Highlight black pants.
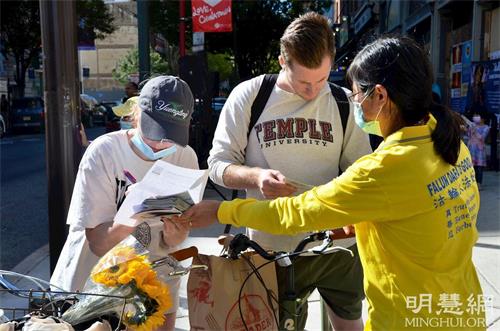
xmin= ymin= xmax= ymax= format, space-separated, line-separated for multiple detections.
xmin=474 ymin=166 xmax=484 ymax=184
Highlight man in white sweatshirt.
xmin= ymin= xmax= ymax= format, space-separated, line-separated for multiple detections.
xmin=208 ymin=12 xmax=372 ymax=331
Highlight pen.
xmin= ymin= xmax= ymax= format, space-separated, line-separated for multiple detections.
xmin=124 ymin=170 xmax=137 ymax=184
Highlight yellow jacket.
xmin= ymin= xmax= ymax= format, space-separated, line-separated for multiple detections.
xmin=218 ymin=115 xmax=485 ymax=330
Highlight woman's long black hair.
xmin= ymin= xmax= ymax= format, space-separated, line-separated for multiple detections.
xmin=347 ymin=36 xmax=462 ymax=165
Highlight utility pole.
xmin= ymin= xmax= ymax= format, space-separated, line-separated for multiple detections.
xmin=137 ymin=0 xmax=150 ymax=82
xmin=180 ymin=0 xmax=186 ymax=57
xmin=39 ymin=0 xmax=81 ymax=272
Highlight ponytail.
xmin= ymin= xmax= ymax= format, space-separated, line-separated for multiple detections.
xmin=347 ymin=36 xmax=463 ymax=166
xmin=430 ymin=103 xmax=462 ymax=165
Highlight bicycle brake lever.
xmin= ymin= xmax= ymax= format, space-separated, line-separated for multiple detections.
xmin=167 ymin=264 xmax=208 ymax=277
xmin=311 ymin=246 xmax=354 ymax=256
xmin=151 ymin=255 xmax=179 ymax=269
xmin=303 ymin=230 xmax=333 ymax=254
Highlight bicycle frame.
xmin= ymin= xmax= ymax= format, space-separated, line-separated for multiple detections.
xmin=225 ymin=230 xmax=355 ymax=331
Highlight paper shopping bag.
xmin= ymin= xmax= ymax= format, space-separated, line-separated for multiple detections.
xmin=187 ymin=253 xmax=279 ymax=331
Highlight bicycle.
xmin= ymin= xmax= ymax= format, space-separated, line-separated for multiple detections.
xmin=0 ymin=246 xmax=205 ymax=330
xmin=220 ymin=229 xmax=356 ymax=331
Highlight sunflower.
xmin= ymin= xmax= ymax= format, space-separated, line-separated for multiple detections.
xmin=91 ymin=246 xmax=172 ymax=331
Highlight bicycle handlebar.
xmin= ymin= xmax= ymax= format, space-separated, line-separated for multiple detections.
xmin=227 ymin=229 xmax=356 ymax=260
xmin=228 ymin=234 xmax=276 ymax=260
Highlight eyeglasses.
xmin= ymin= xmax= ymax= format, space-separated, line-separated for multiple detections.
xmin=347 ymin=90 xmax=364 ymax=103
xmin=140 ymin=133 xmax=176 ymax=146
xmin=347 ymin=87 xmax=374 ymax=103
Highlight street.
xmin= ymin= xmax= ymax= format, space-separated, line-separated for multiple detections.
xmin=0 ymin=127 xmax=105 ymax=270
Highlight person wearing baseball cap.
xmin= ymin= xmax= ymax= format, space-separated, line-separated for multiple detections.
xmin=52 ymin=75 xmax=198 ymax=331
xmin=138 ymin=75 xmax=194 ymax=146
xmin=112 ymin=96 xmax=139 ymax=130
xmin=127 ymin=75 xmax=195 ymax=161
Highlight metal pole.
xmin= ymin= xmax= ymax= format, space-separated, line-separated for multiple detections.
xmin=471 ymin=0 xmax=482 ymax=61
xmin=321 ymin=298 xmax=333 ymax=331
xmin=232 ymin=2 xmax=239 ymax=81
xmin=180 ymin=0 xmax=186 ymax=57
xmin=78 ymin=50 xmax=84 ymax=93
xmin=39 ymin=0 xmax=81 ymax=273
xmin=137 ymin=0 xmax=150 ymax=82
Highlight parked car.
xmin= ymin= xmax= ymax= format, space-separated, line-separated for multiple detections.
xmin=211 ymin=97 xmax=227 ymax=113
xmin=11 ymin=97 xmax=45 ymax=132
xmin=0 ymin=113 xmax=6 ymax=138
xmin=80 ymin=94 xmax=104 ymax=127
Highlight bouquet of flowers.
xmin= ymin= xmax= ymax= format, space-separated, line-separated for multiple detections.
xmin=62 ymin=236 xmax=172 ymax=331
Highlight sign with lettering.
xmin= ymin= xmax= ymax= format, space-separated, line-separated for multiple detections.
xmin=191 ymin=0 xmax=232 ymax=33
xmin=450 ymin=41 xmax=472 ymax=113
xmin=466 ymin=59 xmax=500 ymax=114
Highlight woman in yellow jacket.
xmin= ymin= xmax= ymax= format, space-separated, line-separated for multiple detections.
xmin=184 ymin=37 xmax=485 ymax=331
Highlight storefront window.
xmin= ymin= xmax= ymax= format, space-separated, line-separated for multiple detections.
xmin=408 ymin=0 xmax=426 ymax=15
xmin=387 ymin=0 xmax=401 ymax=32
xmin=483 ymin=6 xmax=500 ymax=60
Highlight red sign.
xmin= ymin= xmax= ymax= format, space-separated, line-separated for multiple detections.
xmin=191 ymin=0 xmax=232 ymax=33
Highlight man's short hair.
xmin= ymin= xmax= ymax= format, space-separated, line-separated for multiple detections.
xmin=126 ymin=82 xmax=139 ymax=90
xmin=280 ymin=12 xmax=335 ymax=69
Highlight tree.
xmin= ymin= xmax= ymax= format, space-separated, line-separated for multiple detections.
xmin=112 ymin=48 xmax=171 ymax=84
xmin=150 ymin=1 xmax=190 ymax=51
xmin=207 ymin=52 xmax=234 ymax=82
xmin=77 ymin=0 xmax=116 ymax=40
xmin=0 ymin=0 xmax=116 ymax=97
xmin=0 ymin=1 xmax=40 ymax=98
xmin=149 ymin=0 xmax=331 ymax=83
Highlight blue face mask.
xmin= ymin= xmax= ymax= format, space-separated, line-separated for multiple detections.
xmin=352 ymin=90 xmax=383 ymax=137
xmin=131 ymin=133 xmax=177 ymax=160
xmin=120 ymin=119 xmax=133 ymax=130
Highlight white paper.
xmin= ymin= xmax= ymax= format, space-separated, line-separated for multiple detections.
xmin=114 ymin=160 xmax=209 ymax=226
xmin=284 ymin=177 xmax=314 ymax=194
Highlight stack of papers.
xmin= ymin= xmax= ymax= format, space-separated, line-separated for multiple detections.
xmin=114 ymin=160 xmax=209 ymax=226
xmin=132 ymin=191 xmax=193 ymax=220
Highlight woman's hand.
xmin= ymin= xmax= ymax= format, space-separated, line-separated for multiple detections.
xmin=125 ymin=183 xmax=138 ymax=196
xmin=182 ymin=200 xmax=222 ymax=228
xmin=161 ymin=217 xmax=190 ymax=248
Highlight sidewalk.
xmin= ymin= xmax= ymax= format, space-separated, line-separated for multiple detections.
xmin=1 ymin=172 xmax=499 ymax=330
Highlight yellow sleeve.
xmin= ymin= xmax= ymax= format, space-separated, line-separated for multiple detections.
xmin=218 ymin=159 xmax=393 ymax=235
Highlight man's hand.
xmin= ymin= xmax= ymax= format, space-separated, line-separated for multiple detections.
xmin=343 ymin=225 xmax=356 ymax=235
xmin=257 ymin=169 xmax=297 ymax=199
xmin=222 ymin=165 xmax=296 ymax=198
xmin=161 ymin=217 xmax=190 ymax=248
xmin=181 ymin=200 xmax=222 ymax=229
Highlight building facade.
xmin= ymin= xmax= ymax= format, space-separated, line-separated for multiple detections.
xmin=332 ymin=0 xmax=499 ymax=170
xmin=79 ymin=2 xmax=138 ymax=102
xmin=332 ymin=0 xmax=499 ymax=114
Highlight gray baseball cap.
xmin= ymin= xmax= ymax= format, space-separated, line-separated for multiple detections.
xmin=138 ymin=75 xmax=194 ymax=146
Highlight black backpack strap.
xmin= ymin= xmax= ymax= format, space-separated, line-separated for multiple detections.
xmin=247 ymin=74 xmax=278 ymax=137
xmin=227 ymin=74 xmax=278 ymax=233
xmin=328 ymin=82 xmax=350 ymax=174
xmin=328 ymin=82 xmax=349 ymax=136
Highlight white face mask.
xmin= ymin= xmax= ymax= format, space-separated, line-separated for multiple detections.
xmin=352 ymin=89 xmax=384 ymax=136
xmin=472 ymin=116 xmax=481 ymax=124
xmin=131 ymin=133 xmax=177 ymax=160
xmin=120 ymin=119 xmax=133 ymax=130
